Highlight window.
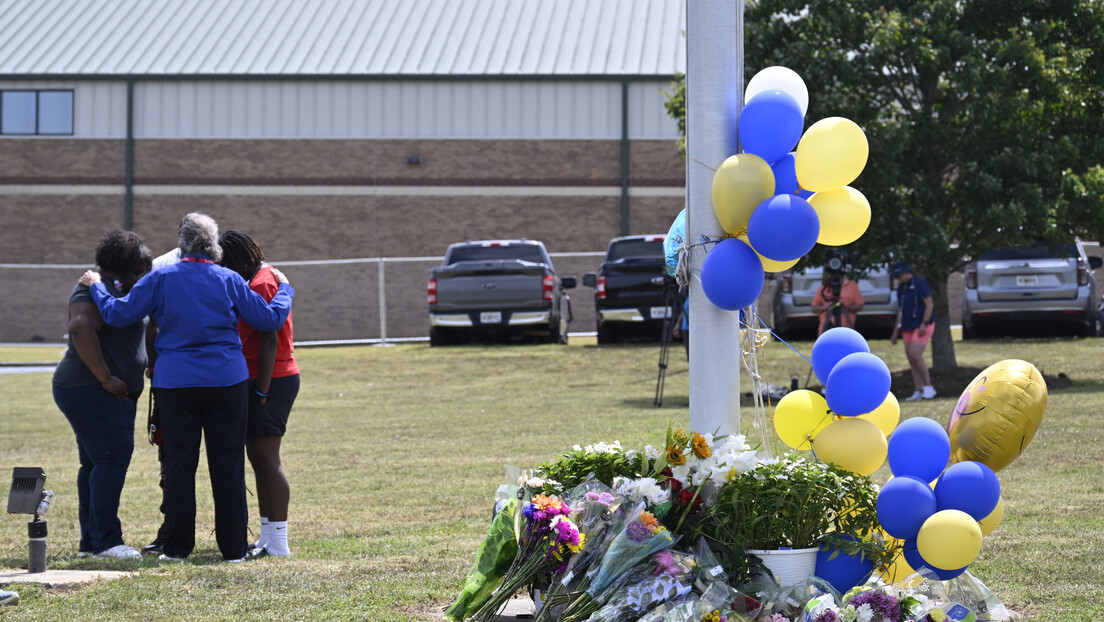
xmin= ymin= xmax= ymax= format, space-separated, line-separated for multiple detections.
xmin=1 ymin=90 xmax=74 ymax=135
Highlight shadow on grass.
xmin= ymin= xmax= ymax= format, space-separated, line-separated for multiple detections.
xmin=1056 ymin=378 xmax=1104 ymax=394
xmin=622 ymin=396 xmax=689 ymax=408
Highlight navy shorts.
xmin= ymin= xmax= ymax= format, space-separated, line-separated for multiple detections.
xmin=247 ymin=374 xmax=300 ymax=440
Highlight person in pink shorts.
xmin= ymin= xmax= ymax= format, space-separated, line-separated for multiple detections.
xmin=889 ymin=260 xmax=936 ymax=401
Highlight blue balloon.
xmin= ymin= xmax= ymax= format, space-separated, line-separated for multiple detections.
xmin=739 ymin=89 xmax=804 ymax=164
xmin=746 ymin=194 xmax=820 ymax=262
xmin=935 ymin=461 xmax=1001 ymax=521
xmin=887 ymin=417 xmax=951 ymax=482
xmin=824 ymin=352 xmax=891 ymax=416
xmin=770 ymin=153 xmax=814 ymax=199
xmin=701 ymin=238 xmax=765 ymax=311
xmin=811 ymin=327 xmax=870 ymax=386
xmin=877 ymin=476 xmax=938 ymax=539
xmin=902 ymin=539 xmax=968 ymax=581
xmin=815 ymin=537 xmax=874 ymax=595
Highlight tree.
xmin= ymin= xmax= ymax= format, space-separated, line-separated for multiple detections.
xmin=666 ymin=0 xmax=1104 ymax=368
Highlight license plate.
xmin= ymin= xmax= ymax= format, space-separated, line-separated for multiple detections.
xmin=480 ymin=311 xmax=502 ymax=324
xmin=650 ymin=306 xmax=671 ymax=319
xmin=1016 ymin=275 xmax=1038 ymax=287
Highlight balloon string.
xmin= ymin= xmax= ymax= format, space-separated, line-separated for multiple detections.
xmin=689 ymin=156 xmax=718 ymax=173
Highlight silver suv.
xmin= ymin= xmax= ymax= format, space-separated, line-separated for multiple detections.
xmin=962 ymin=240 xmax=1102 ymax=338
xmin=771 ymin=265 xmax=898 ymax=339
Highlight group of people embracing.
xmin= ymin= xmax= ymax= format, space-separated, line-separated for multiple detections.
xmin=51 ymin=212 xmax=300 ymax=563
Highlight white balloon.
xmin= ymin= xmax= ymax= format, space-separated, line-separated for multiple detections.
xmin=746 ymin=66 xmax=809 ymax=117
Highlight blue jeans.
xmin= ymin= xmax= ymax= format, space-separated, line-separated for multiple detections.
xmin=53 ymin=383 xmax=138 ymax=554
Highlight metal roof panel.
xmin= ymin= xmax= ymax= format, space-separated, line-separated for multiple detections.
xmin=0 ymin=0 xmax=685 ymax=76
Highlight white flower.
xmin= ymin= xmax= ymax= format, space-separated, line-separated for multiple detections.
xmin=753 ymin=473 xmax=767 ymax=482
xmin=671 ymin=464 xmax=691 ymax=486
xmin=855 ymin=603 xmax=874 ymax=622
xmin=840 ymin=605 xmax=858 ymax=622
xmin=573 ymin=444 xmax=583 ymax=452
xmin=524 ymin=476 xmax=546 ymax=488
xmin=624 ymin=449 xmax=638 ymax=461
xmin=636 ymin=478 xmax=670 ymax=506
xmin=775 ymin=474 xmax=789 ymax=481
xmin=645 ymin=445 xmax=660 ymax=460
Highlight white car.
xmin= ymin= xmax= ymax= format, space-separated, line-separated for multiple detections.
xmin=962 ymin=240 xmax=1102 ymax=338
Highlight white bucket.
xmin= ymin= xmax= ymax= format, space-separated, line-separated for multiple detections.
xmin=746 ymin=547 xmax=820 ymax=587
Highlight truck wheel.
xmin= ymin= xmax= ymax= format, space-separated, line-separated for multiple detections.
xmin=429 ymin=327 xmax=453 ymax=347
xmin=597 ymin=323 xmax=619 ymax=344
xmin=548 ymin=317 xmax=568 ymax=344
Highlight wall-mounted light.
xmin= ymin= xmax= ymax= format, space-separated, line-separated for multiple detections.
xmin=407 ymin=155 xmax=421 ymax=165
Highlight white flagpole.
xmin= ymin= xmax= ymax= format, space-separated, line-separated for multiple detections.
xmin=686 ymin=0 xmax=744 ymax=436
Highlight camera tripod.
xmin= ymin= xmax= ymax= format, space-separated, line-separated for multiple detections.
xmin=654 ymin=277 xmax=683 ymax=407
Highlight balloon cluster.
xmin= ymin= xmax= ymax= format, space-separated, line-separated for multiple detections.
xmin=773 ymin=327 xmax=896 ymax=477
xmin=876 ymin=417 xmax=1003 ymax=581
xmin=702 ymin=66 xmax=872 ymax=311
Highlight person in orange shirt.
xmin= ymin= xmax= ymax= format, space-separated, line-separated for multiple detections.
xmin=219 ymin=230 xmax=300 ymax=557
xmin=811 ymin=273 xmax=865 ymax=336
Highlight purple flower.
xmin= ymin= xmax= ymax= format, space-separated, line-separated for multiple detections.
xmin=812 ymin=610 xmax=841 ymax=622
xmin=849 ymin=590 xmax=901 ymax=622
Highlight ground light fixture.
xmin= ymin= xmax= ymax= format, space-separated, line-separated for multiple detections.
xmin=7 ymin=467 xmax=51 ymax=573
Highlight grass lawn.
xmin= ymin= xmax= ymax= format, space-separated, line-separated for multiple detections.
xmin=0 ymin=336 xmax=1101 ymax=620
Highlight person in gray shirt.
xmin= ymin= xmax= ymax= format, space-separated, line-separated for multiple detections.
xmin=52 ymin=228 xmax=152 ymax=559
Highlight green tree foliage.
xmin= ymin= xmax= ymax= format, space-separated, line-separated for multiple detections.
xmin=667 ymin=1 xmax=1104 ymax=367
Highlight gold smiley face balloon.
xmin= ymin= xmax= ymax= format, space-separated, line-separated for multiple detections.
xmin=947 ymin=359 xmax=1047 ymax=472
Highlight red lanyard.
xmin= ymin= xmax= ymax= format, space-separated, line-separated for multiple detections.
xmin=180 ymin=256 xmax=215 ymax=265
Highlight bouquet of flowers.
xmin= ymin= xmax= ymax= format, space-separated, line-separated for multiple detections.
xmin=661 ymin=430 xmax=759 ymax=533
xmin=467 ymin=494 xmax=585 ymax=622
xmin=558 ymin=501 xmax=677 ymax=621
xmin=534 ymin=441 xmax=641 ymax=492
xmin=583 ymin=549 xmax=696 ymax=621
xmin=534 ymin=483 xmax=625 ymax=622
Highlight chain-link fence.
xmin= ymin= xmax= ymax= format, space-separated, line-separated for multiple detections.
xmin=0 ymin=253 xmax=608 ymax=345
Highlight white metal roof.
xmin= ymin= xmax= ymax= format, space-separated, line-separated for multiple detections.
xmin=0 ymin=0 xmax=686 ymax=77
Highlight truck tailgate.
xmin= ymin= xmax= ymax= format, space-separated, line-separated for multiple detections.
xmin=433 ymin=260 xmax=549 ymax=311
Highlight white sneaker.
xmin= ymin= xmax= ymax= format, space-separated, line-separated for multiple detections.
xmin=158 ymin=554 xmax=186 ymax=563
xmin=0 ymin=589 xmax=18 ymax=606
xmin=94 ymin=544 xmax=141 ymax=559
xmin=227 ymin=546 xmax=267 ymax=563
xmin=77 ymin=551 xmax=93 ymax=558
xmin=904 ymin=391 xmax=924 ymax=402
xmin=922 ymin=386 xmax=937 ymax=399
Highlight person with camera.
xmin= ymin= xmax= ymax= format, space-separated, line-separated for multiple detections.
xmin=811 ymin=271 xmax=864 ymax=336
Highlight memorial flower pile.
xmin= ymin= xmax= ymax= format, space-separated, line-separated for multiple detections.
xmin=446 ymin=425 xmax=1013 ymax=622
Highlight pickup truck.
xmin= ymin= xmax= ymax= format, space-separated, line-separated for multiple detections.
xmin=427 ymin=240 xmax=576 ymax=346
xmin=582 ymin=235 xmax=675 ymax=343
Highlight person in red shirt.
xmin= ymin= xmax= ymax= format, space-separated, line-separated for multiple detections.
xmin=219 ymin=230 xmax=300 ymax=557
xmin=811 ymin=273 xmax=865 ymax=336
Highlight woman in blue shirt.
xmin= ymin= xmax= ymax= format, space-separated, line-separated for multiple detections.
xmin=889 ymin=260 xmax=936 ymax=401
xmin=79 ymin=213 xmax=295 ymax=562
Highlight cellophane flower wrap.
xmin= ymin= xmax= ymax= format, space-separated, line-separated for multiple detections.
xmin=467 ymin=494 xmax=584 ymax=622
xmin=534 ymin=482 xmax=624 ymax=622
xmin=443 ymin=498 xmax=519 ymax=621
xmin=582 ymin=549 xmax=696 ymax=621
xmin=558 ymin=501 xmax=677 ymax=621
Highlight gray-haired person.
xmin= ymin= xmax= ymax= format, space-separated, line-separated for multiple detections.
xmin=79 ymin=213 xmax=295 ymax=562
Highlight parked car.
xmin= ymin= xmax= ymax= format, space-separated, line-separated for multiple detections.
xmin=962 ymin=240 xmax=1102 ymax=338
xmin=427 ymin=240 xmax=575 ymax=345
xmin=582 ymin=235 xmax=676 ymax=343
xmin=771 ymin=264 xmax=898 ymax=340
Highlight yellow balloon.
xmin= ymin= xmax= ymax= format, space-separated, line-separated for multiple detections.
xmin=711 ymin=153 xmax=775 ymax=235
xmin=917 ymin=509 xmax=982 ymax=570
xmin=947 ymin=359 xmax=1047 ymax=472
xmin=978 ymin=496 xmax=1005 ymax=536
xmin=737 ymin=233 xmax=800 ymax=273
xmin=794 ymin=117 xmax=869 ymax=192
xmin=852 ymin=392 xmax=900 ymax=437
xmin=809 ymin=417 xmax=887 ymax=476
xmin=877 ymin=537 xmax=924 ymax=588
xmin=808 ymin=187 xmax=871 ymax=246
xmin=773 ymin=389 xmax=833 ymax=450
